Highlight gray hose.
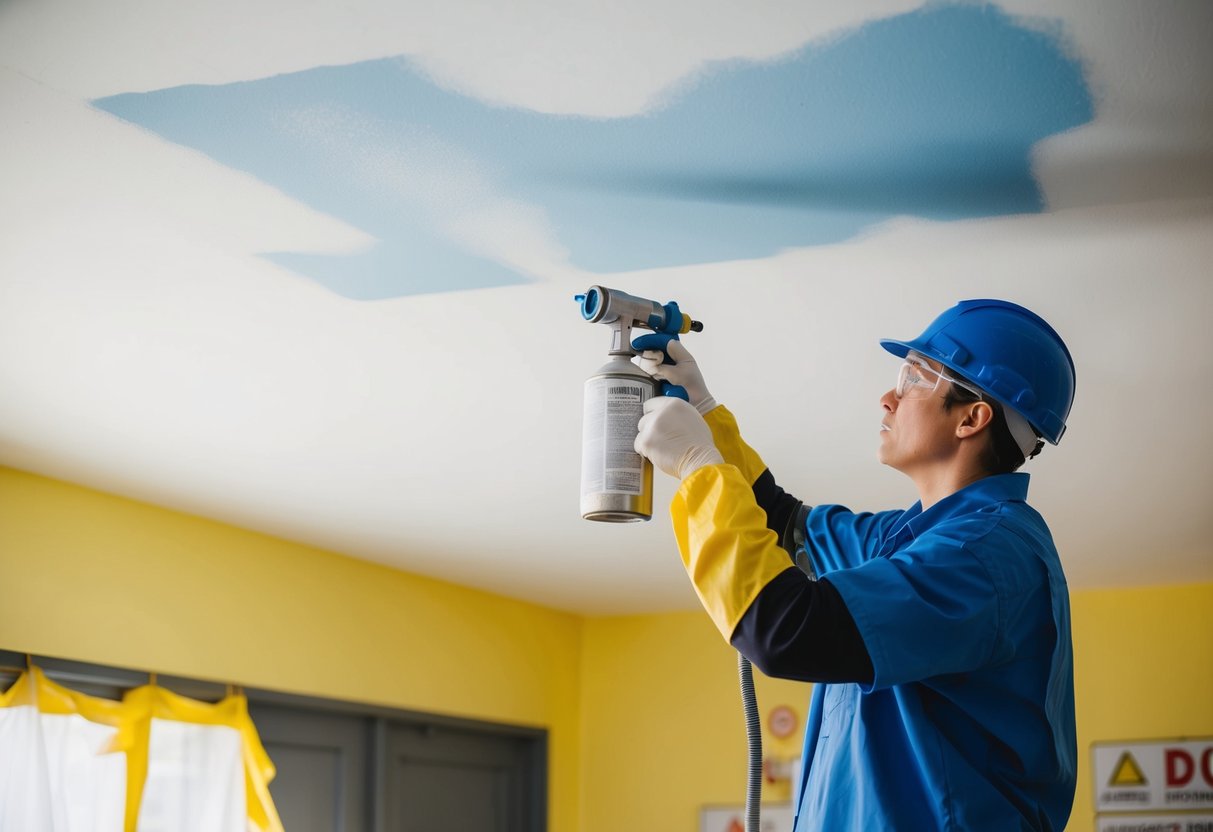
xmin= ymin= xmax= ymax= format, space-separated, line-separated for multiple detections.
xmin=739 ymin=653 xmax=762 ymax=832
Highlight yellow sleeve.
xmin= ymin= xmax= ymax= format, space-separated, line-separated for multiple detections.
xmin=670 ymin=462 xmax=793 ymax=642
xmin=702 ymin=405 xmax=769 ymax=485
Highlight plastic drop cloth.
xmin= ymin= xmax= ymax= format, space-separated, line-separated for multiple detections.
xmin=0 ymin=668 xmax=283 ymax=832
xmin=0 ymin=668 xmax=126 ymax=832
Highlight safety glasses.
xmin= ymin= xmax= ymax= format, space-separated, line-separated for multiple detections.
xmin=895 ymin=354 xmax=984 ymax=400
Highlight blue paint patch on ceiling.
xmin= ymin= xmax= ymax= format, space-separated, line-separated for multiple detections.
xmin=93 ymin=2 xmax=1092 ymax=300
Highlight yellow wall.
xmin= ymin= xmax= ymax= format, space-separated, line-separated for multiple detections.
xmin=0 ymin=466 xmax=583 ymax=832
xmin=3 ymin=465 xmax=1211 ymax=832
xmin=579 ymin=583 xmax=1213 ymax=832
xmin=1069 ymin=584 xmax=1213 ymax=830
xmin=578 ymin=610 xmax=808 ymax=830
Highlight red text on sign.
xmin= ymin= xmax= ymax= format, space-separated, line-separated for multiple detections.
xmin=1165 ymin=748 xmax=1213 ymax=788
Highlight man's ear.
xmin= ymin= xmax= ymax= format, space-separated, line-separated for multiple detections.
xmin=956 ymin=401 xmax=995 ymax=439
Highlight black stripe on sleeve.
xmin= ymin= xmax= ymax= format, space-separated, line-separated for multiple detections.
xmin=729 ymin=567 xmax=874 ymax=685
xmin=752 ymin=468 xmax=802 ymax=539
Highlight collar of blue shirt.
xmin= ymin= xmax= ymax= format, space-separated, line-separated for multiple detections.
xmin=887 ymin=472 xmax=1031 ymax=549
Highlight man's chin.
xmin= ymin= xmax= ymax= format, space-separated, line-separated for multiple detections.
xmin=877 ymin=447 xmax=903 ymax=473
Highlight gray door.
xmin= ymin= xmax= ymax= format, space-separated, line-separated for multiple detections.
xmin=250 ymin=704 xmax=371 ymax=832
xmin=384 ymin=723 xmax=534 ymax=832
xmin=251 ymin=702 xmax=543 ymax=832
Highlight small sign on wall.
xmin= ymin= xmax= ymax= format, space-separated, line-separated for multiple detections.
xmin=767 ymin=705 xmax=797 ymax=740
xmin=701 ymin=803 xmax=793 ymax=832
xmin=1092 ymin=739 xmax=1213 ymax=814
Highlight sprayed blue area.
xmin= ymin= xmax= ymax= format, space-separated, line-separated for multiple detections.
xmin=93 ymin=3 xmax=1092 ymax=300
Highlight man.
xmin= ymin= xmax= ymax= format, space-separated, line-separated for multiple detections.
xmin=632 ymin=299 xmax=1077 ymax=831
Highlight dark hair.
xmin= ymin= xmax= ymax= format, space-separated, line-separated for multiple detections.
xmin=942 ymin=379 xmax=1043 ymax=474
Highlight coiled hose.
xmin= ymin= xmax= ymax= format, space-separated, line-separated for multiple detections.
xmin=739 ymin=653 xmax=762 ymax=832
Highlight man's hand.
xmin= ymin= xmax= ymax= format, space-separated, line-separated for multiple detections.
xmin=631 ymin=334 xmax=718 ymax=414
xmin=635 ymin=397 xmax=724 ymax=479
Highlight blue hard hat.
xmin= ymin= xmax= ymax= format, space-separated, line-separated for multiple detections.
xmin=880 ymin=299 xmax=1075 ymax=444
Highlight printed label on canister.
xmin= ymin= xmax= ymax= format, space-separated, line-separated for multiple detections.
xmin=581 ymin=376 xmax=651 ymax=496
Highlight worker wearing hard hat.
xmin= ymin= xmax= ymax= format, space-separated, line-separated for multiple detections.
xmin=633 ymin=299 xmax=1077 ymax=831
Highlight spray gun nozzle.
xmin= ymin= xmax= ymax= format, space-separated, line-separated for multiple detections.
xmin=575 ymin=285 xmax=703 ymax=341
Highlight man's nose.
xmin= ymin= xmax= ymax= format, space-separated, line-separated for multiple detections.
xmin=880 ymin=389 xmax=897 ymax=411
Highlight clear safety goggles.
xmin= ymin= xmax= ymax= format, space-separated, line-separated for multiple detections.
xmin=895 ymin=353 xmax=984 ymax=400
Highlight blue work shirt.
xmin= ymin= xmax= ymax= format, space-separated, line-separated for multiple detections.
xmin=795 ymin=473 xmax=1076 ymax=831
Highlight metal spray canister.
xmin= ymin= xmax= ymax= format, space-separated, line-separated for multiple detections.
xmin=575 ymin=285 xmax=702 ymax=522
xmin=579 ymin=354 xmax=658 ymax=522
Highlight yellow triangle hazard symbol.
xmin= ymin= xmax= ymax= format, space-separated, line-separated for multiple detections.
xmin=1109 ymin=752 xmax=1147 ymax=787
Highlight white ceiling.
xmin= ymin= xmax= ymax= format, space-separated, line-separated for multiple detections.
xmin=1 ymin=0 xmax=1211 ymax=615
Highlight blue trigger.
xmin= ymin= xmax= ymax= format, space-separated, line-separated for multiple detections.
xmin=633 ymin=333 xmax=687 ymax=398
xmin=631 ymin=332 xmax=678 ymax=364
xmin=661 ymin=382 xmax=689 ymax=401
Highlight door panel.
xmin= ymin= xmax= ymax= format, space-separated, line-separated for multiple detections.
xmin=250 ymin=704 xmax=370 ymax=832
xmin=385 ymin=724 xmax=533 ymax=832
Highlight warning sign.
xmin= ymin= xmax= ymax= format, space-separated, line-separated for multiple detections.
xmin=1094 ymin=740 xmax=1213 ymax=813
xmin=1111 ymin=752 xmax=1149 ymax=787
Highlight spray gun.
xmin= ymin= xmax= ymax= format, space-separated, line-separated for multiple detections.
xmin=575 ymin=285 xmax=703 ymax=522
xmin=576 ymin=286 xmax=763 ymax=832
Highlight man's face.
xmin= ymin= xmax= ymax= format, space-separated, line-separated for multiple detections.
xmin=878 ymin=354 xmax=963 ymax=475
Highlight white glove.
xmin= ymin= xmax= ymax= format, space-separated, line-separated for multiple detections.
xmin=635 ymin=396 xmax=724 ymax=480
xmin=632 ymin=337 xmax=718 ymax=415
